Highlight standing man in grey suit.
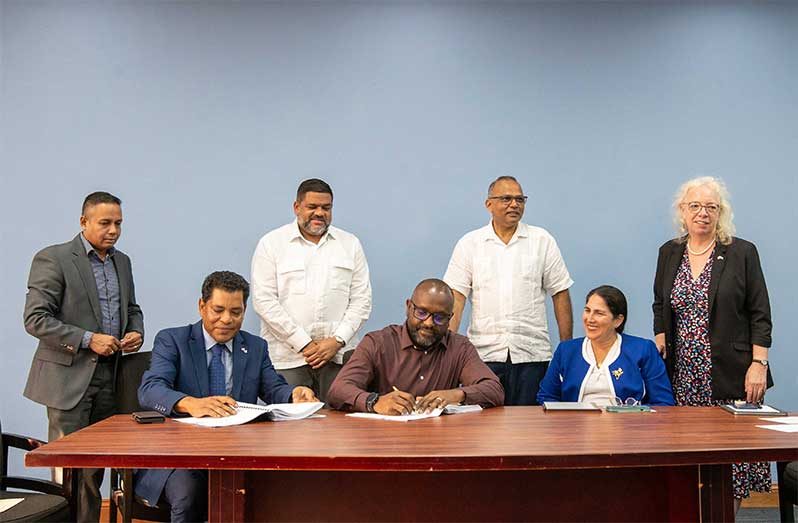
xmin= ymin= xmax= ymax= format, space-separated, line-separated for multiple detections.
xmin=23 ymin=191 xmax=144 ymax=522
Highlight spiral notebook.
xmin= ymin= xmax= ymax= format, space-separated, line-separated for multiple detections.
xmin=174 ymin=401 xmax=324 ymax=427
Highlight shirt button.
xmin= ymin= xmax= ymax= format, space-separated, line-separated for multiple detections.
xmin=420 ymin=375 xmax=424 ymax=380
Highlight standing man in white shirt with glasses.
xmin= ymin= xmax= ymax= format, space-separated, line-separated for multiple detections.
xmin=251 ymin=179 xmax=372 ymax=402
xmin=444 ymin=176 xmax=574 ymax=406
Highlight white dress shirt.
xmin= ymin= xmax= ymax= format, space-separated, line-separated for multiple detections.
xmin=444 ymin=221 xmax=573 ymax=363
xmin=579 ymin=335 xmax=622 ymax=407
xmin=251 ymin=220 xmax=372 ymax=370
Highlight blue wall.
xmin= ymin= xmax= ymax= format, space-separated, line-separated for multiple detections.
xmin=2 ymin=0 xmax=796 ymax=476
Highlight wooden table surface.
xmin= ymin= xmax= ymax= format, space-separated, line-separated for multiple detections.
xmin=26 ymin=406 xmax=798 ymax=472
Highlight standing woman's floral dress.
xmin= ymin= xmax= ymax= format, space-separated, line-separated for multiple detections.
xmin=670 ymin=249 xmax=771 ymax=499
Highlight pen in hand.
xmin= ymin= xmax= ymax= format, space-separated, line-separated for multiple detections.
xmin=391 ymin=386 xmax=417 ymax=415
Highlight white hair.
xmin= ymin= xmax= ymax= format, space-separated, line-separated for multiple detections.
xmin=672 ymin=176 xmax=736 ymax=245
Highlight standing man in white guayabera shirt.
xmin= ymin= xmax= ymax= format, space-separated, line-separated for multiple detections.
xmin=251 ymin=179 xmax=372 ymax=402
xmin=444 ymin=176 xmax=574 ymax=406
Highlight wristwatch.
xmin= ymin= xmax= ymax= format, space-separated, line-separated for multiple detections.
xmin=334 ymin=335 xmax=346 ymax=348
xmin=752 ymin=358 xmax=769 ymax=367
xmin=365 ymin=392 xmax=379 ymax=413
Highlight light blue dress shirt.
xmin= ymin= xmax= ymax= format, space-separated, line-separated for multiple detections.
xmin=202 ymin=327 xmax=234 ymax=396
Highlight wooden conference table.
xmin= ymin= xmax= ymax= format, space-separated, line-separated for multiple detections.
xmin=26 ymin=406 xmax=798 ymax=522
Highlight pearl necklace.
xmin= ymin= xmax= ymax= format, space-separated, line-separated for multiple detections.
xmin=687 ymin=238 xmax=716 ymax=256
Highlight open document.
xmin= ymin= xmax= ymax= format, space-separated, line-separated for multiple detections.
xmin=174 ymin=401 xmax=324 ymax=428
xmin=347 ymin=407 xmax=444 ymax=422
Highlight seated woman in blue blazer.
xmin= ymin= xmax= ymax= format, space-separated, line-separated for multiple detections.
xmin=537 ymin=285 xmax=674 ymax=406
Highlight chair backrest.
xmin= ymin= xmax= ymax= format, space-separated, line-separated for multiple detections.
xmin=115 ymin=351 xmax=152 ymax=414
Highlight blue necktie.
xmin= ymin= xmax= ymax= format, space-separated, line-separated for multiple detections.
xmin=209 ymin=343 xmax=226 ymax=396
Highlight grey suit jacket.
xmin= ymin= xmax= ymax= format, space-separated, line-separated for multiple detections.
xmin=23 ymin=234 xmax=144 ymax=410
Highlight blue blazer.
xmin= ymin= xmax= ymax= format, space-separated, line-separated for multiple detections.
xmin=537 ymin=334 xmax=675 ymax=406
xmin=134 ymin=321 xmax=294 ymax=506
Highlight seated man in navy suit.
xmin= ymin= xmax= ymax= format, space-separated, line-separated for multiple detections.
xmin=136 ymin=271 xmax=317 ymax=522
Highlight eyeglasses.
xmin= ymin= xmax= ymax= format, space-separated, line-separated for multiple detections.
xmin=409 ymin=301 xmax=453 ymax=326
xmin=683 ymin=201 xmax=720 ymax=215
xmin=488 ymin=195 xmax=528 ymax=206
xmin=613 ymin=397 xmax=641 ymax=407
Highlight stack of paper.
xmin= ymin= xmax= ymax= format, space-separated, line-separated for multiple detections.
xmin=443 ymin=404 xmax=483 ymax=414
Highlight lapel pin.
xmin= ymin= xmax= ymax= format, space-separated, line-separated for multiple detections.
xmin=717 ymin=255 xmax=724 ymax=260
xmin=612 ymin=368 xmax=624 ymax=380
xmin=241 ymin=346 xmax=248 ymax=354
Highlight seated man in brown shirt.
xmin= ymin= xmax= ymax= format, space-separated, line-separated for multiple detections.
xmin=327 ymin=278 xmax=504 ymax=415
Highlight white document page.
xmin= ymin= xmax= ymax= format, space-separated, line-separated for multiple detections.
xmin=758 ymin=416 xmax=798 ymax=424
xmin=346 ymin=408 xmax=444 ymax=422
xmin=756 ymin=424 xmax=798 ymax=433
xmin=0 ymin=498 xmax=24 ymax=513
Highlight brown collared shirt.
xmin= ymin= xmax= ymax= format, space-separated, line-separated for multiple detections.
xmin=327 ymin=323 xmax=504 ymax=412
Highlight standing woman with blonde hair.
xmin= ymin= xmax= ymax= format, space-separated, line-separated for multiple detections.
xmin=653 ymin=176 xmax=774 ymax=508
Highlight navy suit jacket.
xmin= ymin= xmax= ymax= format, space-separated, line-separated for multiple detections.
xmin=135 ymin=321 xmax=293 ymax=506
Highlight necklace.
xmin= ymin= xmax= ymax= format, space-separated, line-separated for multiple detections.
xmin=687 ymin=238 xmax=716 ymax=256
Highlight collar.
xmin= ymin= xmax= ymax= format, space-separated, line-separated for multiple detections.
xmin=202 ymin=326 xmax=233 ymax=353
xmin=483 ymin=221 xmax=529 ymax=244
xmin=80 ymin=233 xmax=115 ymax=258
xmin=399 ymin=322 xmax=450 ymax=352
xmin=289 ymin=219 xmax=335 ymax=245
xmin=581 ymin=333 xmax=622 ymax=369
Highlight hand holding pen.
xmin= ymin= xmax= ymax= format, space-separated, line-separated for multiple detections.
xmin=372 ymin=386 xmax=416 ymax=416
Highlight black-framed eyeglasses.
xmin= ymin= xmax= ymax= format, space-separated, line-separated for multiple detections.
xmin=409 ymin=301 xmax=453 ymax=326
xmin=487 ymin=195 xmax=528 ymax=206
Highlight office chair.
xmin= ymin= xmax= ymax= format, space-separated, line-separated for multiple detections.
xmin=778 ymin=461 xmax=797 ymax=523
xmin=108 ymin=351 xmax=171 ymax=523
xmin=0 ymin=419 xmax=74 ymax=522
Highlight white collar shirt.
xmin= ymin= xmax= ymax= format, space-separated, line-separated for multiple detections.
xmin=579 ymin=334 xmax=622 ymax=406
xmin=444 ymin=221 xmax=573 ymax=363
xmin=251 ymin=220 xmax=372 ymax=370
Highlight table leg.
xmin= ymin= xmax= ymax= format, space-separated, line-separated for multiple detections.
xmin=699 ymin=463 xmax=734 ymax=522
xmin=208 ymin=470 xmax=245 ymax=523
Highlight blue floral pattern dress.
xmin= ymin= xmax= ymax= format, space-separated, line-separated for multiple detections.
xmin=670 ymin=248 xmax=771 ymax=499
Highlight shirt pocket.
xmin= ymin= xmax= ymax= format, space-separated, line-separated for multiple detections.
xmin=472 ymin=257 xmax=493 ymax=293
xmin=276 ymin=260 xmax=306 ymax=295
xmin=519 ymin=255 xmax=542 ymax=290
xmin=329 ymin=257 xmax=354 ymax=293
xmin=515 ymin=255 xmax=542 ymax=316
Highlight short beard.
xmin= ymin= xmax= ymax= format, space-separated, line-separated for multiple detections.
xmin=300 ymin=219 xmax=329 ymax=237
xmin=408 ymin=325 xmax=442 ymax=349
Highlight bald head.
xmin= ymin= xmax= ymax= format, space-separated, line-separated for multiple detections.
xmin=406 ymin=279 xmax=454 ymax=348
xmin=411 ymin=278 xmax=454 ymax=311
